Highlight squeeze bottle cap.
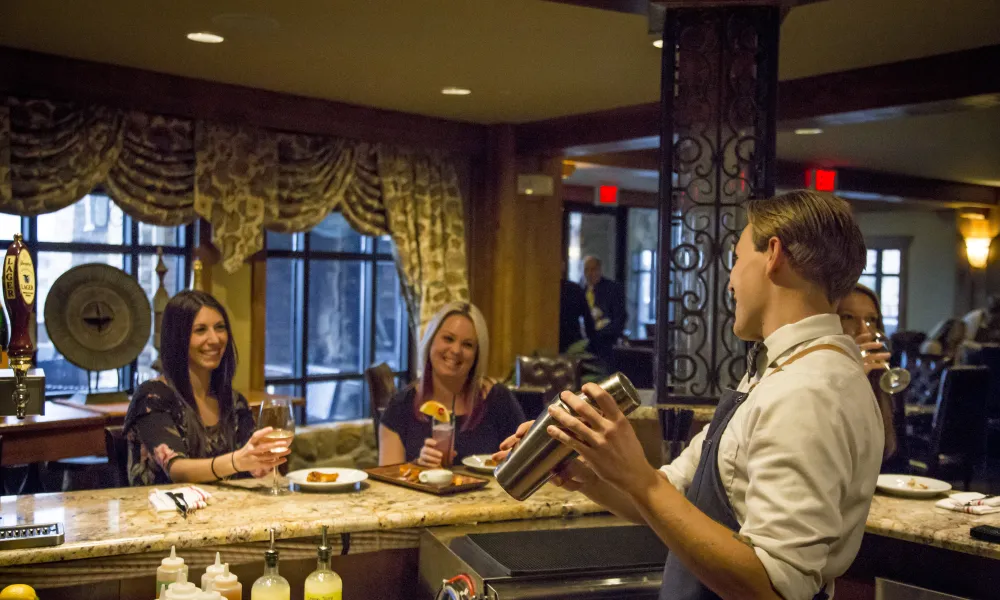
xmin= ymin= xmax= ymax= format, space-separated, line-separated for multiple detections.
xmin=212 ymin=563 xmax=238 ymax=586
xmin=205 ymin=552 xmax=225 ymax=576
xmin=161 ymin=546 xmax=185 ymax=569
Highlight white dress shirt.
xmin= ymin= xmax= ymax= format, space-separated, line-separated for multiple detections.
xmin=660 ymin=314 xmax=884 ymax=600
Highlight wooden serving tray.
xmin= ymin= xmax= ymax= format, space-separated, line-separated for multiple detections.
xmin=365 ymin=463 xmax=490 ymax=496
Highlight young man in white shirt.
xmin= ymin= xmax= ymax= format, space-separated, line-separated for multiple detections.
xmin=496 ymin=190 xmax=884 ymax=600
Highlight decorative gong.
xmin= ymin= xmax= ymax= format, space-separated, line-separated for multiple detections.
xmin=43 ymin=264 xmax=151 ymax=373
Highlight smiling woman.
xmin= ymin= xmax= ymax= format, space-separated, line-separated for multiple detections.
xmin=122 ymin=291 xmax=292 ymax=486
xmin=378 ymin=302 xmax=525 ymax=468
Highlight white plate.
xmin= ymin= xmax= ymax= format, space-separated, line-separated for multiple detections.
xmin=876 ymin=474 xmax=951 ymax=498
xmin=286 ymin=468 xmax=368 ymax=492
xmin=461 ymin=454 xmax=498 ymax=475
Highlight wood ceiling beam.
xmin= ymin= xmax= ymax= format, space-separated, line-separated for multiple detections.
xmin=571 ymin=151 xmax=1000 ymax=207
xmin=542 ymin=0 xmax=821 ymax=11
xmin=0 ymin=47 xmax=488 ymax=155
xmin=541 ymin=0 xmax=651 ymax=15
xmin=516 ymin=44 xmax=1000 ymax=155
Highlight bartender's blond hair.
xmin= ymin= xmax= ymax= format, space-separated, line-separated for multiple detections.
xmin=746 ymin=190 xmax=866 ymax=302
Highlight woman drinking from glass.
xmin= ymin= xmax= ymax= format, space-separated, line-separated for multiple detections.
xmin=124 ymin=291 xmax=290 ymax=485
xmin=838 ymin=283 xmax=902 ymax=468
xmin=379 ymin=302 xmax=526 ymax=468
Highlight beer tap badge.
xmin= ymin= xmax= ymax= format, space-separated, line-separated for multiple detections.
xmin=2 ymin=248 xmax=33 ymax=304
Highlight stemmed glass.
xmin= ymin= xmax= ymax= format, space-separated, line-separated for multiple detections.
xmin=258 ymin=397 xmax=296 ymax=495
xmin=863 ymin=318 xmax=912 ymax=395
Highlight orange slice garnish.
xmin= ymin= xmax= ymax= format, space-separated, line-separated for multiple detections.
xmin=419 ymin=400 xmax=451 ymax=423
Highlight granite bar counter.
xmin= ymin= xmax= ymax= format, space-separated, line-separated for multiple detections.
xmin=0 ymin=477 xmax=601 ymax=568
xmin=3 ymin=476 xmax=999 ymax=567
xmin=2 ymin=468 xmax=999 ymax=598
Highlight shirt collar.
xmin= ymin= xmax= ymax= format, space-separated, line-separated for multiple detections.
xmin=754 ymin=313 xmax=844 ymax=375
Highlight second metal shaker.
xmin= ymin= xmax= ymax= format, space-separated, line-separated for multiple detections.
xmin=494 ymin=372 xmax=640 ymax=501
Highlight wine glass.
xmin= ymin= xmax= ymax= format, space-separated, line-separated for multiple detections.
xmin=862 ymin=319 xmax=912 ymax=395
xmin=258 ymin=397 xmax=296 ymax=495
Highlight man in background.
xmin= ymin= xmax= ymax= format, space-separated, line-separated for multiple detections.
xmin=582 ymin=255 xmax=627 ymax=366
xmin=560 ymin=261 xmax=595 ymax=353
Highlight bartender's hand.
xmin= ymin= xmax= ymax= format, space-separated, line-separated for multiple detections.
xmin=416 ymin=438 xmax=455 ymax=468
xmin=856 ymin=332 xmax=891 ymax=375
xmin=491 ymin=420 xmax=534 ymax=463
xmin=233 ymin=427 xmax=290 ymax=474
xmin=550 ymin=457 xmax=599 ymax=492
xmin=545 ymin=384 xmax=658 ymax=496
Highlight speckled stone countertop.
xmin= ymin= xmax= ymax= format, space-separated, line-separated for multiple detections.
xmin=0 ymin=476 xmax=602 ymax=567
xmin=2 ymin=471 xmax=997 ymax=568
xmin=630 ymin=404 xmax=718 ymax=423
xmin=866 ymin=492 xmax=1000 ymax=560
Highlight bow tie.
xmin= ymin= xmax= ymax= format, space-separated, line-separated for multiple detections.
xmin=747 ymin=342 xmax=765 ymax=379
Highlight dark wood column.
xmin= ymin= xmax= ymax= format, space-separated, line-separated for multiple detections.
xmin=467 ymin=127 xmax=564 ymax=377
xmin=655 ymin=6 xmax=780 ymax=403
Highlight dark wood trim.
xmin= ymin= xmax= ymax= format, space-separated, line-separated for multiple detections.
xmin=516 ymin=44 xmax=1000 ymax=155
xmin=571 ymin=150 xmax=659 ymax=171
xmin=541 ymin=0 xmax=651 ymax=14
xmin=0 ymin=46 xmax=487 ymax=155
xmin=563 ymin=184 xmax=658 ymax=208
xmin=571 ymin=156 xmax=1000 ymax=207
xmin=779 ymin=44 xmax=1000 ymax=130
xmin=543 ymin=0 xmax=820 ymax=10
xmin=249 ymin=254 xmax=267 ymax=392
xmin=196 ymin=219 xmax=216 ymax=293
xmin=518 ymin=104 xmax=661 ymax=156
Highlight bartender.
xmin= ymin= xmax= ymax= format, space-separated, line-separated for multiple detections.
xmin=498 ymin=190 xmax=884 ymax=600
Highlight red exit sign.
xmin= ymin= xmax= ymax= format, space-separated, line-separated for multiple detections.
xmin=805 ymin=168 xmax=838 ymax=192
xmin=596 ymin=185 xmax=618 ymax=205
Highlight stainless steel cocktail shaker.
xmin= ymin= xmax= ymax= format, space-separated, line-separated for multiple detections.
xmin=494 ymin=372 xmax=640 ymax=501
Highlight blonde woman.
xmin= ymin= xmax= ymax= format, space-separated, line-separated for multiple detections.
xmin=378 ymin=302 xmax=525 ymax=467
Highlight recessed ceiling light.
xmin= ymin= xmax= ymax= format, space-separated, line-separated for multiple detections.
xmin=187 ymin=32 xmax=224 ymax=44
xmin=794 ymin=128 xmax=823 ymax=135
xmin=441 ymin=87 xmax=471 ymax=96
xmin=652 ymin=38 xmax=663 ymax=49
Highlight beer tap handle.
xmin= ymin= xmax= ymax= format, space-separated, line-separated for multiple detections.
xmin=3 ymin=234 xmax=36 ymax=419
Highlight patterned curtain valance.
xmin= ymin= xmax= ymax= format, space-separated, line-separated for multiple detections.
xmin=0 ymin=96 xmax=394 ymax=269
xmin=0 ymin=95 xmax=470 ymax=335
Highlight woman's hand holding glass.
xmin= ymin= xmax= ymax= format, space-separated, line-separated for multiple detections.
xmin=859 ymin=318 xmax=911 ymax=394
xmin=855 ymin=331 xmax=892 ymax=375
xmin=258 ymin=397 xmax=296 ymax=494
xmin=234 ymin=426 xmax=291 ymax=475
xmin=416 ymin=437 xmax=454 ymax=468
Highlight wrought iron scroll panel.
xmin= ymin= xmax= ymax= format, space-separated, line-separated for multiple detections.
xmin=655 ymin=7 xmax=779 ymax=402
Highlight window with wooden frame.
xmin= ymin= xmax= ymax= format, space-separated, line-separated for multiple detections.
xmin=860 ymin=236 xmax=911 ymax=336
xmin=263 ymin=212 xmax=410 ymax=425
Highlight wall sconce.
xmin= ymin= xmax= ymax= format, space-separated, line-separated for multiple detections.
xmin=958 ymin=208 xmax=998 ymax=270
xmin=965 ymin=237 xmax=992 ymax=269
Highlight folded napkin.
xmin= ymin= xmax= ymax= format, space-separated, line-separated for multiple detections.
xmin=148 ymin=486 xmax=212 ymax=514
xmin=935 ymin=492 xmax=1000 ymax=515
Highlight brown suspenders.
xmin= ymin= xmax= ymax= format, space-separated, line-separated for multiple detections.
xmin=746 ymin=343 xmax=855 ymax=394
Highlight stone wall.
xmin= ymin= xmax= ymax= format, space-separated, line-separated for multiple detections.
xmin=288 ymin=419 xmax=378 ymax=471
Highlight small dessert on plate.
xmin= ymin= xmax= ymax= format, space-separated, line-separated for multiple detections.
xmin=306 ymin=471 xmax=340 ymax=483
